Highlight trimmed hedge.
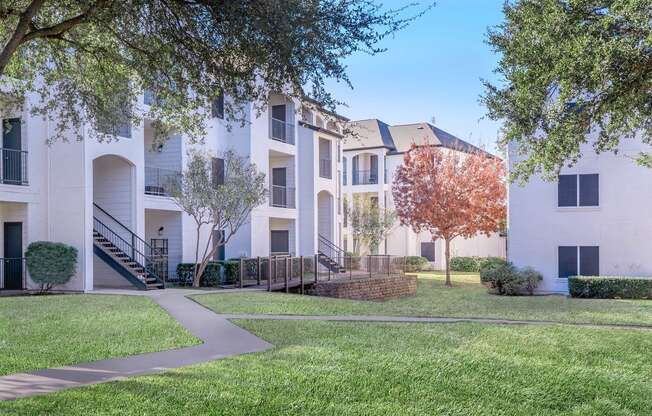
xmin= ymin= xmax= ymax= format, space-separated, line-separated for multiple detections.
xmin=450 ymin=256 xmax=507 ymax=273
xmin=569 ymin=276 xmax=652 ymax=299
xmin=25 ymin=241 xmax=78 ymax=292
xmin=404 ymin=256 xmax=428 ymax=272
xmin=176 ymin=260 xmax=241 ymax=286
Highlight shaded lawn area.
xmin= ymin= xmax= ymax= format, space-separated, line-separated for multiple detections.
xmin=0 ymin=295 xmax=199 ymax=376
xmin=193 ymin=272 xmax=652 ymax=326
xmin=2 ymin=320 xmax=652 ymax=415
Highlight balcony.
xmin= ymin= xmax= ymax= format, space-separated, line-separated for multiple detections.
xmin=352 ymin=169 xmax=378 ymax=185
xmin=319 ymin=158 xmax=332 ymax=179
xmin=270 ymin=185 xmax=296 ymax=208
xmin=0 ymin=148 xmax=28 ymax=186
xmin=270 ymin=118 xmax=295 ymax=144
xmin=145 ymin=166 xmax=180 ymax=196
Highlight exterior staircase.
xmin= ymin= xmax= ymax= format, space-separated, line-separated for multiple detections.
xmin=318 ymin=234 xmax=346 ymax=273
xmin=93 ymin=204 xmax=164 ymax=290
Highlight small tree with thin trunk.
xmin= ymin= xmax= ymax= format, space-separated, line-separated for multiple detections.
xmin=392 ymin=145 xmax=506 ymax=286
xmin=170 ymin=149 xmax=266 ymax=287
xmin=347 ymin=195 xmax=396 ymax=255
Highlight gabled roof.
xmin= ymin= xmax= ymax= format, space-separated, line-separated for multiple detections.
xmin=344 ymin=119 xmax=492 ymax=156
xmin=343 ymin=119 xmax=396 ymax=150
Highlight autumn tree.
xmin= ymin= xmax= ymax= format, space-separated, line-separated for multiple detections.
xmin=170 ymin=149 xmax=266 ymax=287
xmin=0 ymin=1 xmax=429 ymax=144
xmin=392 ymin=145 xmax=506 ymax=286
xmin=484 ymin=1 xmax=652 ymax=181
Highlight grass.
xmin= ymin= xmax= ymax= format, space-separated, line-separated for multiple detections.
xmin=193 ymin=272 xmax=652 ymax=326
xmin=0 ymin=294 xmax=199 ymax=376
xmin=2 ymin=320 xmax=652 ymax=415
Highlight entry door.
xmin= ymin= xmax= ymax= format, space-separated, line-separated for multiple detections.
xmin=3 ymin=118 xmax=22 ymax=184
xmin=420 ymin=242 xmax=436 ymax=262
xmin=272 ymin=168 xmax=287 ymax=207
xmin=270 ymin=230 xmax=289 ymax=254
xmin=3 ymin=222 xmax=23 ymax=290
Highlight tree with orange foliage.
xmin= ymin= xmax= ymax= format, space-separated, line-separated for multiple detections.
xmin=392 ymin=145 xmax=506 ymax=286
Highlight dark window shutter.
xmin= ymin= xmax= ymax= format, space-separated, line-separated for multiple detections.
xmin=558 ymin=175 xmax=577 ymax=207
xmin=579 ymin=246 xmax=599 ymax=276
xmin=558 ymin=246 xmax=578 ymax=278
xmin=420 ymin=242 xmax=436 ymax=262
xmin=270 ymin=230 xmax=289 ymax=254
xmin=212 ymin=94 xmax=224 ymax=119
xmin=212 ymin=157 xmax=225 ymax=188
xmin=579 ymin=174 xmax=599 ymax=206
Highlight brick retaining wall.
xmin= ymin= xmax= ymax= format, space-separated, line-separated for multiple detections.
xmin=307 ymin=274 xmax=417 ymax=301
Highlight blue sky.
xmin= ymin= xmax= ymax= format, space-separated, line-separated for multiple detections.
xmin=326 ymin=0 xmax=505 ymax=152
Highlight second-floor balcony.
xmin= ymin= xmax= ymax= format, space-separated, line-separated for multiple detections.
xmin=145 ymin=166 xmax=180 ymax=197
xmin=270 ymin=185 xmax=296 ymax=208
xmin=319 ymin=158 xmax=332 ymax=179
xmin=0 ymin=148 xmax=28 ymax=186
xmin=352 ymin=169 xmax=378 ymax=185
xmin=270 ymin=118 xmax=295 ymax=145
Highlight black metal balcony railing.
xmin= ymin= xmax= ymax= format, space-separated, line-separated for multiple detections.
xmin=1 ymin=148 xmax=28 ymax=186
xmin=270 ymin=185 xmax=296 ymax=208
xmin=0 ymin=257 xmax=26 ymax=290
xmin=145 ymin=166 xmax=181 ymax=196
xmin=270 ymin=118 xmax=295 ymax=144
xmin=352 ymin=169 xmax=378 ymax=185
xmin=319 ymin=158 xmax=332 ymax=179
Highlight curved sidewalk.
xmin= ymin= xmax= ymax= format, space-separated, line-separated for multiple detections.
xmin=0 ymin=291 xmax=273 ymax=401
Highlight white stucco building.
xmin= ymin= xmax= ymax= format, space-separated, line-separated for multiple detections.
xmin=0 ymin=91 xmax=346 ymax=291
xmin=342 ymin=119 xmax=506 ymax=270
xmin=508 ymin=139 xmax=652 ymax=293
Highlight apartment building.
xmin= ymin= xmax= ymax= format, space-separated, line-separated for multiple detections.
xmin=508 ymin=138 xmax=652 ymax=293
xmin=342 ymin=119 xmax=506 ymax=270
xmin=0 ymin=91 xmax=346 ymax=291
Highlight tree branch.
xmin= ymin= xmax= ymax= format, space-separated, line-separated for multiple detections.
xmin=21 ymin=0 xmax=108 ymax=43
xmin=0 ymin=0 xmax=46 ymax=74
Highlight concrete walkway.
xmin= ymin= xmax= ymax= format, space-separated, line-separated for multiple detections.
xmin=217 ymin=313 xmax=652 ymax=331
xmin=0 ymin=290 xmax=272 ymax=401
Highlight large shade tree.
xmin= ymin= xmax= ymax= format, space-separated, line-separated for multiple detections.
xmin=392 ymin=145 xmax=506 ymax=286
xmin=0 ymin=1 xmax=429 ymax=143
xmin=484 ymin=0 xmax=652 ymax=182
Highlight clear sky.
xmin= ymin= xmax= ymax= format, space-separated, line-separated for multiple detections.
xmin=326 ymin=0 xmax=505 ymax=153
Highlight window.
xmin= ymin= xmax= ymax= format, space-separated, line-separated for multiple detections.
xmin=211 ymin=94 xmax=224 ymax=119
xmin=558 ymin=174 xmax=599 ymax=207
xmin=558 ymin=246 xmax=599 ymax=278
xmin=270 ymin=230 xmax=289 ymax=254
xmin=212 ymin=157 xmax=224 ymax=188
xmin=212 ymin=230 xmax=225 ymax=261
xmin=342 ymin=157 xmax=347 ymax=185
xmin=420 ymin=242 xmax=435 ymax=262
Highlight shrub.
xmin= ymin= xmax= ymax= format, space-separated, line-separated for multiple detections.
xmin=480 ymin=262 xmax=542 ymax=296
xmin=450 ymin=256 xmax=478 ymax=272
xmin=478 ymin=257 xmax=509 ymax=273
xmin=404 ymin=256 xmax=428 ymax=272
xmin=25 ymin=241 xmax=77 ymax=292
xmin=568 ymin=276 xmax=652 ymax=299
xmin=345 ymin=252 xmax=361 ymax=270
xmin=175 ymin=262 xmax=221 ymax=286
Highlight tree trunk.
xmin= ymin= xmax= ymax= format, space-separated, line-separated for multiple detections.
xmin=444 ymin=238 xmax=452 ymax=287
xmin=193 ymin=225 xmax=201 ymax=287
xmin=0 ymin=0 xmax=46 ymax=75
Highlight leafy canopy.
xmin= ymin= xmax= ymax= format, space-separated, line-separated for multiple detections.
xmin=347 ymin=195 xmax=396 ymax=254
xmin=0 ymin=0 xmax=428 ymax=143
xmin=483 ymin=0 xmax=652 ymax=182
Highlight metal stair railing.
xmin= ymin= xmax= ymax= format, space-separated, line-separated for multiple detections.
xmin=318 ymin=234 xmax=345 ymax=270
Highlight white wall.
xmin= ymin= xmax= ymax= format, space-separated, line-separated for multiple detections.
xmin=509 ymin=140 xmax=652 ymax=293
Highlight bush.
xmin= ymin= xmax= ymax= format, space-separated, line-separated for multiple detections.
xmin=25 ymin=241 xmax=77 ymax=292
xmin=404 ymin=256 xmax=428 ymax=272
xmin=451 ymin=256 xmax=507 ymax=272
xmin=175 ymin=262 xmax=221 ymax=286
xmin=450 ymin=256 xmax=478 ymax=272
xmin=569 ymin=276 xmax=652 ymax=299
xmin=480 ymin=262 xmax=542 ymax=296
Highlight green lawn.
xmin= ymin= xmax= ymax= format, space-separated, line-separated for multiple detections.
xmin=193 ymin=272 xmax=652 ymax=326
xmin=2 ymin=320 xmax=652 ymax=415
xmin=0 ymin=295 xmax=199 ymax=376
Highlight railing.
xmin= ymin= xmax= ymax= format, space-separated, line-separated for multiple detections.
xmin=145 ymin=166 xmax=180 ymax=196
xmin=0 ymin=257 xmax=26 ymax=290
xmin=319 ymin=158 xmax=332 ymax=179
xmin=0 ymin=148 xmax=28 ymax=186
xmin=318 ymin=234 xmax=345 ymax=263
xmin=352 ymin=169 xmax=378 ymax=185
xmin=270 ymin=118 xmax=295 ymax=144
xmin=93 ymin=203 xmax=165 ymax=285
xmin=270 ymin=185 xmax=296 ymax=208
